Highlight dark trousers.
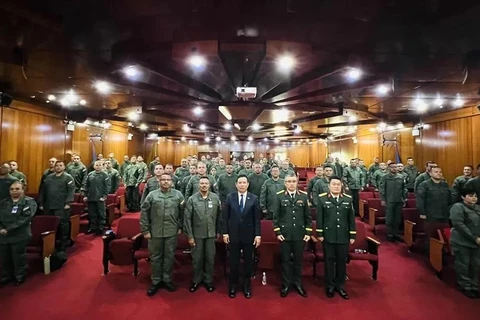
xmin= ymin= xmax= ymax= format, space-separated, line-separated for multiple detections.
xmin=87 ymin=201 xmax=106 ymax=232
xmin=126 ymin=186 xmax=139 ymax=211
xmin=350 ymin=189 xmax=360 ymax=216
xmin=0 ymin=240 xmax=29 ymax=281
xmin=386 ymin=202 xmax=403 ymax=238
xmin=280 ymin=240 xmax=304 ymax=287
xmin=451 ymin=245 xmax=480 ymax=291
xmin=228 ymin=241 xmax=254 ymax=286
xmin=46 ymin=208 xmax=70 ymax=250
xmin=192 ymin=237 xmax=216 ymax=284
xmin=323 ymin=242 xmax=349 ymax=290
xmin=148 ymin=236 xmax=177 ymax=285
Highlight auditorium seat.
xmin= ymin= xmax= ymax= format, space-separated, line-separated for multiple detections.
xmin=256 ymin=220 xmax=280 ymax=270
xmin=373 ymin=191 xmax=380 ymax=198
xmin=429 ymin=228 xmax=453 ymax=279
xmin=138 ymin=182 xmax=146 ymax=196
xmin=402 ymin=207 xmax=424 ymax=252
xmin=348 ymin=220 xmax=381 ymax=280
xmin=367 ymin=199 xmax=385 ymax=233
xmin=102 ymin=216 xmax=141 ymax=275
xmin=297 ymin=167 xmax=307 ymax=181
xmin=26 ymin=216 xmax=60 ymax=260
xmin=133 ymin=235 xmax=148 ymax=276
xmin=364 ymin=186 xmax=375 ymax=192
xmin=309 ymin=207 xmax=316 ymax=220
xmin=306 ymin=221 xmax=320 ymax=277
xmin=407 ymin=192 xmax=416 ymax=199
xmin=106 ymin=187 xmax=127 ymax=227
xmin=70 ymin=193 xmax=88 ymax=235
xmin=358 ymin=191 xmax=374 ymax=219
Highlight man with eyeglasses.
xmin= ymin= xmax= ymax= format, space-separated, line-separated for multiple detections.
xmin=141 ymin=173 xmax=185 ymax=296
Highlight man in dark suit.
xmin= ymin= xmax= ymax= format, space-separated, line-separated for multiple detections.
xmin=222 ymin=175 xmax=261 ymax=299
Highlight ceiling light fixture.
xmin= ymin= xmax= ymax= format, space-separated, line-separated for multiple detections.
xmin=276 ymin=54 xmax=296 ymax=72
xmin=345 ymin=68 xmax=362 ymax=81
xmin=188 ymin=55 xmax=206 ymax=69
xmin=414 ymin=97 xmax=428 ymax=112
xmin=375 ymin=84 xmax=389 ymax=95
xmin=294 ymin=125 xmax=302 ymax=134
xmin=128 ymin=112 xmax=140 ymax=121
xmin=94 ymin=81 xmax=111 ymax=94
xmin=139 ymin=124 xmax=148 ymax=131
xmin=181 ymin=136 xmax=186 ymax=141
xmin=348 ymin=115 xmax=357 ymax=122
xmin=223 ymin=123 xmax=232 ymax=130
xmin=251 ymin=123 xmax=261 ymax=131
xmin=183 ymin=124 xmax=190 ymax=132
xmin=453 ymin=95 xmax=465 ymax=107
xmin=79 ymin=99 xmax=87 ymax=106
xmin=433 ymin=96 xmax=444 ymax=107
xmin=215 ymin=136 xmax=221 ymax=142
xmin=274 ymin=138 xmax=280 ymax=143
xmin=219 ymin=106 xmax=232 ymax=120
xmin=247 ymin=136 xmax=253 ymax=141
xmin=231 ymin=135 xmax=236 ymax=141
xmin=123 ymin=66 xmax=141 ymax=79
xmin=48 ymin=94 xmax=56 ymax=101
xmin=199 ymin=124 xmax=206 ymax=131
xmin=205 ymin=137 xmax=210 ymax=142
xmin=193 ymin=106 xmax=203 ymax=115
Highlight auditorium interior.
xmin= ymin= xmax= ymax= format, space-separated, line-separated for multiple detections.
xmin=1 ymin=0 xmax=480 ymax=319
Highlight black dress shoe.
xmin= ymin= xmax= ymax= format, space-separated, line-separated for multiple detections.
xmin=204 ymin=283 xmax=215 ymax=292
xmin=243 ymin=285 xmax=252 ymax=299
xmin=189 ymin=282 xmax=200 ymax=293
xmin=326 ymin=288 xmax=335 ymax=298
xmin=294 ymin=285 xmax=308 ymax=298
xmin=163 ymin=282 xmax=177 ymax=292
xmin=228 ymin=286 xmax=237 ymax=298
xmin=14 ymin=277 xmax=25 ymax=286
xmin=147 ymin=283 xmax=161 ymax=296
xmin=337 ymin=289 xmax=349 ymax=299
xmin=280 ymin=286 xmax=289 ymax=298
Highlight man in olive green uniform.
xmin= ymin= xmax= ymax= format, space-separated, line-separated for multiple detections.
xmin=449 ymin=189 xmax=480 ymax=299
xmin=137 ymin=156 xmax=149 ymax=181
xmin=8 ymin=161 xmax=27 ymax=187
xmin=185 ymin=162 xmax=216 ymax=199
xmin=465 ymin=164 xmax=480 ymax=205
xmin=140 ymin=164 xmax=164 ymax=204
xmin=279 ymin=160 xmax=295 ymax=179
xmin=88 ymin=153 xmax=104 ymax=172
xmin=82 ymin=161 xmax=111 ymax=235
xmin=107 ymin=153 xmax=119 ymax=171
xmin=119 ymin=155 xmax=130 ymax=178
xmin=179 ymin=164 xmax=196 ymax=196
xmin=0 ymin=163 xmax=19 ymax=201
xmin=396 ymin=163 xmax=408 ymax=184
xmin=451 ymin=165 xmax=473 ymax=203
xmin=307 ymin=166 xmax=324 ymax=202
xmin=149 ymin=156 xmax=160 ymax=176
xmin=371 ymin=162 xmax=387 ymax=190
xmin=215 ymin=159 xmax=227 ymax=178
xmin=238 ymin=160 xmax=253 ymax=176
xmin=416 ymin=166 xmax=452 ymax=246
xmin=316 ymin=176 xmax=356 ymax=299
xmin=367 ymin=157 xmax=380 ymax=186
xmin=404 ymin=157 xmax=418 ymax=192
xmin=247 ymin=163 xmax=269 ymax=197
xmin=184 ymin=177 xmax=221 ymax=293
xmin=39 ymin=161 xmax=75 ymax=250
xmin=164 ymin=164 xmax=178 ymax=189
xmin=379 ymin=163 xmax=407 ymax=242
xmin=174 ymin=159 xmax=190 ymax=185
xmin=216 ymin=164 xmax=238 ymax=202
xmin=260 ymin=166 xmax=284 ymax=219
xmin=358 ymin=159 xmax=368 ymax=183
xmin=343 ymin=159 xmax=365 ymax=217
xmin=66 ymin=154 xmax=87 ymax=192
xmin=140 ymin=173 xmax=185 ymax=296
xmin=312 ymin=165 xmax=333 ymax=207
xmin=0 ymin=181 xmax=37 ymax=286
xmin=104 ymin=160 xmax=120 ymax=195
xmin=414 ymin=161 xmax=436 ymax=192
xmin=273 ymin=174 xmax=311 ymax=298
xmin=123 ymin=156 xmax=144 ymax=212
xmin=39 ymin=157 xmax=57 ymax=195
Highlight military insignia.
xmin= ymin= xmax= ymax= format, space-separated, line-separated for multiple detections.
xmin=277 ymin=189 xmax=285 ymax=195
xmin=319 ymin=192 xmax=327 ymax=197
xmin=298 ymin=190 xmax=307 ymax=194
xmin=343 ymin=193 xmax=352 ymax=198
xmin=325 ymin=201 xmax=332 ymax=204
xmin=296 ymin=200 xmax=304 ymax=205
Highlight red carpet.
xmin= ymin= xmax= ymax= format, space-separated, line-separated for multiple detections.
xmin=1 ymin=222 xmax=479 ymax=320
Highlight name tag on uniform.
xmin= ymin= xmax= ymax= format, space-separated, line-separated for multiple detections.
xmin=11 ymin=206 xmax=18 ymax=214
xmin=296 ymin=200 xmax=304 ymax=206
xmin=208 ymin=201 xmax=213 ymax=208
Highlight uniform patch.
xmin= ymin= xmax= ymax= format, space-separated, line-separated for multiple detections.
xmin=277 ymin=189 xmax=285 ymax=194
xmin=343 ymin=193 xmax=352 ymax=198
xmin=23 ymin=206 xmax=29 ymax=211
xmin=296 ymin=200 xmax=304 ymax=205
xmin=298 ymin=190 xmax=307 ymax=194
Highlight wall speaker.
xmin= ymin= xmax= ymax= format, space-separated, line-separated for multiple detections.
xmin=0 ymin=93 xmax=13 ymax=106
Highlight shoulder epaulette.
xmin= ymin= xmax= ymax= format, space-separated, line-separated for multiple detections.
xmin=319 ymin=192 xmax=327 ymax=197
xmin=298 ymin=190 xmax=307 ymax=194
xmin=343 ymin=193 xmax=352 ymax=198
xmin=277 ymin=189 xmax=285 ymax=194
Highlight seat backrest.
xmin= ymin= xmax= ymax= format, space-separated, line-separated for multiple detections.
xmin=406 ymin=199 xmax=416 ymax=208
xmin=138 ymin=182 xmax=146 ymax=195
xmin=297 ymin=167 xmax=307 ymax=179
xmin=116 ymin=217 xmax=140 ymax=239
xmin=309 ymin=207 xmax=316 ymax=221
xmin=74 ymin=193 xmax=82 ymax=203
xmin=364 ymin=186 xmax=375 ymax=192
xmin=261 ymin=220 xmax=277 ymax=242
xmin=116 ymin=186 xmax=126 ymax=197
xmin=367 ymin=198 xmax=382 ymax=210
xmin=407 ymin=192 xmax=416 ymax=199
xmin=373 ymin=192 xmax=380 ymax=198
xmin=349 ymin=220 xmax=368 ymax=251
xmin=177 ymin=233 xmax=190 ymax=250
xmin=359 ymin=191 xmax=374 ymax=200
xmin=30 ymin=216 xmax=60 ymax=246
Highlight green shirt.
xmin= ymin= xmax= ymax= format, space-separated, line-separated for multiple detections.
xmin=0 ymin=196 xmax=37 ymax=243
xmin=40 ymin=172 xmax=75 ymax=209
xmin=379 ymin=173 xmax=407 ymax=203
xmin=183 ymin=192 xmax=221 ymax=239
xmin=416 ymin=179 xmax=452 ymax=221
xmin=247 ymin=172 xmax=269 ymax=197
xmin=449 ymin=202 xmax=480 ymax=249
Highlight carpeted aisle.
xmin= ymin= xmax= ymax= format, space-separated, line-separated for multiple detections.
xmin=1 ymin=230 xmax=479 ymax=320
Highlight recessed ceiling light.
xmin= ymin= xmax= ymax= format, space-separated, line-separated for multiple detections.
xmin=193 ymin=106 xmax=203 ymax=115
xmin=46 ymin=100 xmax=50 ymax=103
xmin=94 ymin=81 xmax=111 ymax=94
xmin=188 ymin=55 xmax=206 ymax=68
xmin=263 ymin=137 xmax=268 ymax=142
xmin=48 ymin=94 xmax=56 ymax=101
xmin=231 ymin=135 xmax=236 ymax=141
xmin=375 ymin=84 xmax=389 ymax=95
xmin=123 ymin=66 xmax=140 ymax=79
xmin=453 ymin=96 xmax=465 ymax=107
xmin=183 ymin=124 xmax=190 ymax=132
xmin=181 ymin=136 xmax=186 ymax=141
xmin=199 ymin=124 xmax=206 ymax=131
xmin=345 ymin=68 xmax=362 ymax=81
xmin=205 ymin=137 xmax=210 ymax=142
xmin=139 ymin=124 xmax=148 ymax=131
xmin=276 ymin=54 xmax=296 ymax=72
xmin=414 ymin=98 xmax=428 ymax=112
xmin=433 ymin=96 xmax=444 ymax=107
xmin=274 ymin=138 xmax=280 ymax=143
xmin=247 ymin=136 xmax=253 ymax=141
xmin=224 ymin=123 xmax=232 ymax=130
xmin=128 ymin=112 xmax=140 ymax=121
xmin=79 ymin=99 xmax=87 ymax=106
xmin=30 ymin=95 xmax=36 ymax=99
xmin=251 ymin=123 xmax=261 ymax=131
xmin=216 ymin=136 xmax=221 ymax=142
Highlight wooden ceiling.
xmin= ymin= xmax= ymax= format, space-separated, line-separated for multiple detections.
xmin=1 ymin=0 xmax=480 ymax=142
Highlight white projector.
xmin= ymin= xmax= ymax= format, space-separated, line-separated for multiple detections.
xmin=236 ymin=87 xmax=257 ymax=100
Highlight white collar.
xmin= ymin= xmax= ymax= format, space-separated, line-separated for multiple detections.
xmin=238 ymin=191 xmax=247 ymax=198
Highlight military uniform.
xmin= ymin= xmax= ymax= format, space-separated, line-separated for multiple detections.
xmin=342 ymin=166 xmax=365 ymax=216
xmin=367 ymin=163 xmax=380 ymax=185
xmin=379 ymin=173 xmax=407 ymax=240
xmin=185 ymin=175 xmax=216 ymax=199
xmin=247 ymin=172 xmax=269 ymax=197
xmin=82 ymin=170 xmax=111 ymax=233
xmin=141 ymin=177 xmax=161 ymax=204
xmin=404 ymin=165 xmax=419 ymax=191
xmin=279 ymin=168 xmax=295 ymax=179
xmin=140 ymin=189 xmax=185 ymax=286
xmin=312 ymin=177 xmax=330 ymax=207
xmin=175 ymin=167 xmax=190 ymax=182
xmin=10 ymin=171 xmax=27 ymax=186
xmin=464 ymin=177 xmax=480 ymax=205
xmin=216 ymin=173 xmax=238 ymax=202
xmin=39 ymin=168 xmax=55 ymax=195
xmin=105 ymin=168 xmax=120 ymax=195
xmin=273 ymin=189 xmax=311 ymax=288
xmin=137 ymin=162 xmax=149 ymax=181
xmin=183 ymin=191 xmax=221 ymax=285
xmin=0 ymin=196 xmax=37 ymax=283
xmin=39 ymin=172 xmax=75 ymax=249
xmin=452 ymin=176 xmax=472 ymax=203
xmin=371 ymin=169 xmax=387 ymax=189
xmin=119 ymin=160 xmax=130 ymax=178
xmin=178 ymin=174 xmax=192 ymax=196
xmin=449 ymin=202 xmax=480 ymax=294
xmin=307 ymin=176 xmax=321 ymax=202
xmin=259 ymin=177 xmax=285 ymax=219
xmin=0 ymin=175 xmax=19 ymax=201
xmin=66 ymin=162 xmax=87 ymax=192
xmin=123 ymin=163 xmax=144 ymax=212
xmin=148 ymin=160 xmax=160 ymax=176
xmin=413 ymin=172 xmax=430 ymax=193
xmin=238 ymin=168 xmax=253 ymax=176
xmin=107 ymin=157 xmax=119 ymax=171
xmin=316 ymin=192 xmax=356 ymax=292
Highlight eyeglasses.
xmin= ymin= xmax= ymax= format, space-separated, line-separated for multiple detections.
xmin=160 ymin=179 xmax=172 ymax=181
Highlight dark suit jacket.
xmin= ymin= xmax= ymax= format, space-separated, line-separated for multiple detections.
xmin=222 ymin=191 xmax=261 ymax=243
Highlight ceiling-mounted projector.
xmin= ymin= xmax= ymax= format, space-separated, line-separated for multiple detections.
xmin=236 ymin=87 xmax=257 ymax=100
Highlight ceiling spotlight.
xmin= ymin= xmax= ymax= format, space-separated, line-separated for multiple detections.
xmin=48 ymin=94 xmax=56 ymax=101
xmin=345 ymin=68 xmax=362 ymax=81
xmin=215 ymin=136 xmax=222 ymax=142
xmin=433 ymin=96 xmax=444 ymax=107
xmin=231 ymin=135 xmax=236 ymax=141
xmin=65 ymin=90 xmax=78 ymax=104
xmin=139 ymin=124 xmax=148 ymax=131
xmin=205 ymin=137 xmax=211 ymax=142
xmin=251 ymin=123 xmax=261 ymax=131
xmin=379 ymin=122 xmax=387 ymax=129
xmin=181 ymin=136 xmax=186 ymax=141
xmin=276 ymin=54 xmax=296 ymax=72
xmin=94 ymin=81 xmax=111 ymax=94
xmin=375 ymin=84 xmax=389 ymax=95
xmin=234 ymin=123 xmax=241 ymax=130
xmin=199 ymin=124 xmax=206 ymax=131
xmin=221 ymin=141 xmax=226 ymax=145
xmin=219 ymin=106 xmax=232 ymax=120
xmin=128 ymin=112 xmax=140 ymax=121
xmin=247 ymin=136 xmax=253 ymax=141
xmin=60 ymin=98 xmax=69 ymax=106
xmin=414 ymin=98 xmax=428 ymax=112
xmin=188 ymin=55 xmax=206 ymax=69
xmin=183 ymin=124 xmax=190 ymax=132
xmin=348 ymin=115 xmax=357 ymax=122
xmin=193 ymin=106 xmax=203 ymax=115
xmin=453 ymin=96 xmax=465 ymax=107
xmin=223 ymin=123 xmax=232 ymax=130
xmin=46 ymin=100 xmax=50 ymax=103
xmin=396 ymin=123 xmax=404 ymax=129
xmin=79 ymin=99 xmax=87 ymax=106
xmin=30 ymin=95 xmax=36 ymax=99
xmin=293 ymin=125 xmax=302 ymax=134
xmin=274 ymin=138 xmax=280 ymax=143
xmin=123 ymin=66 xmax=140 ymax=79
xmin=263 ymin=137 xmax=268 ymax=142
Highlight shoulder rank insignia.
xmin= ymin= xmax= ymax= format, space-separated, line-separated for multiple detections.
xmin=298 ymin=190 xmax=307 ymax=194
xmin=343 ymin=193 xmax=352 ymax=198
xmin=277 ymin=189 xmax=285 ymax=194
xmin=319 ymin=192 xmax=327 ymax=197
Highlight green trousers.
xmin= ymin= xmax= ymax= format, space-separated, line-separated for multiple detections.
xmin=191 ymin=237 xmax=216 ymax=284
xmin=386 ymin=202 xmax=403 ymax=237
xmin=148 ymin=236 xmax=177 ymax=285
xmin=0 ymin=240 xmax=29 ymax=281
xmin=46 ymin=208 xmax=70 ymax=250
xmin=87 ymin=201 xmax=106 ymax=232
xmin=280 ymin=240 xmax=304 ymax=287
xmin=452 ymin=244 xmax=480 ymax=291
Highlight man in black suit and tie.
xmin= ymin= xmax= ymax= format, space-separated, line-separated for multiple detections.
xmin=222 ymin=175 xmax=261 ymax=299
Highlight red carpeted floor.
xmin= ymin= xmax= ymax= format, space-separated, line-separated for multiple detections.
xmin=1 ymin=219 xmax=479 ymax=320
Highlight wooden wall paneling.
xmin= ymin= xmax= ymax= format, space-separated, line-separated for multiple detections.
xmin=471 ymin=115 xmax=480 ymax=166
xmin=128 ymin=132 xmax=145 ymax=158
xmin=71 ymin=126 xmax=92 ymax=165
xmin=357 ymin=134 xmax=380 ymax=165
xmin=103 ymin=128 xmax=128 ymax=162
xmin=397 ymin=129 xmax=415 ymax=163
